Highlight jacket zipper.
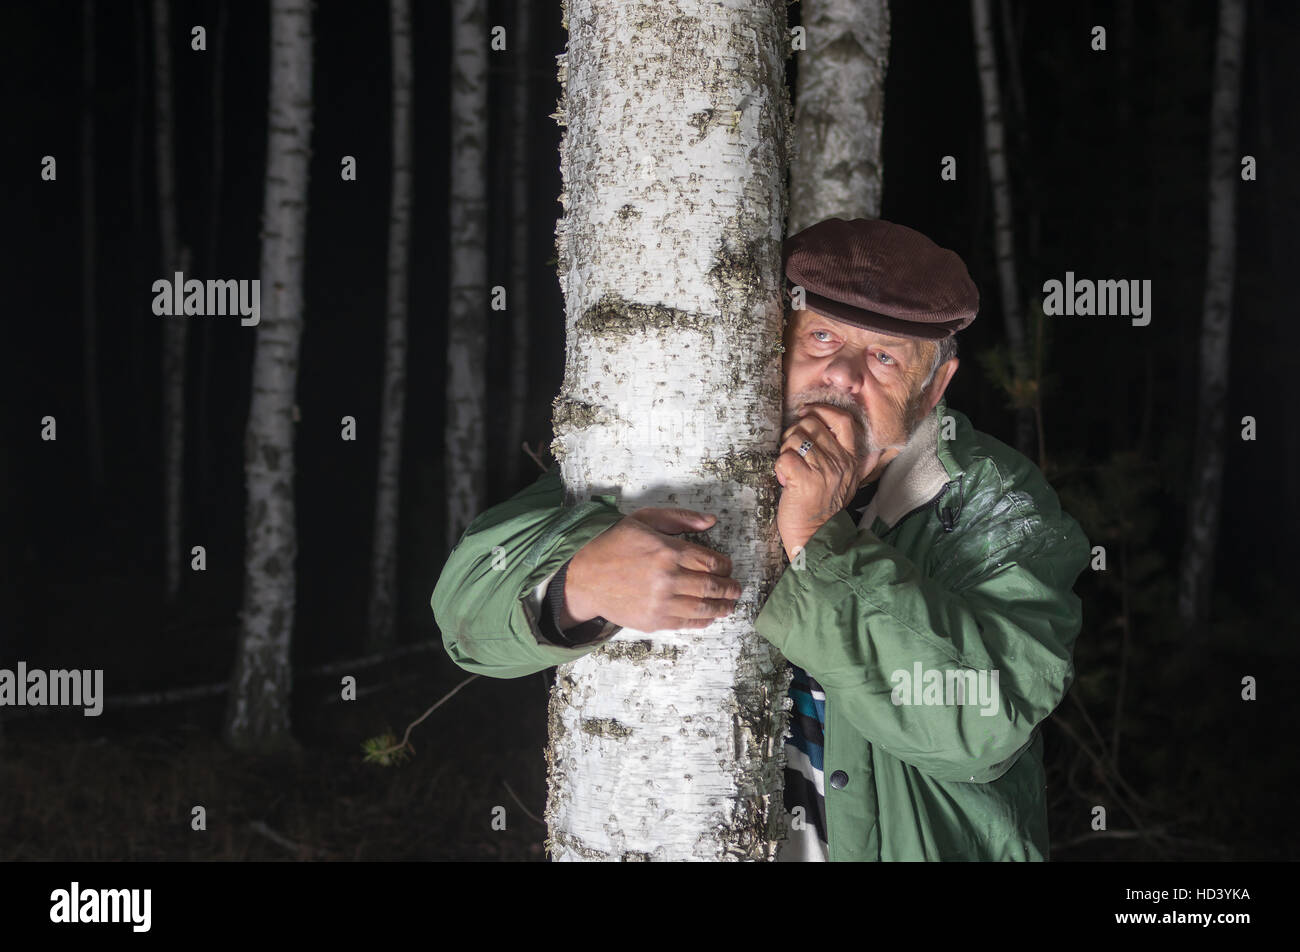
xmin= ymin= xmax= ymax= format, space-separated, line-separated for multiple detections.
xmin=879 ymin=477 xmax=961 ymax=539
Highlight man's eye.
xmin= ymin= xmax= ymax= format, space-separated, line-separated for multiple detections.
xmin=811 ymin=330 xmax=833 ymax=343
xmin=876 ymin=351 xmax=895 ymax=365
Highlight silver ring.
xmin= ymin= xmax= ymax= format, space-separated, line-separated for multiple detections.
xmin=797 ymin=439 xmax=814 ymax=458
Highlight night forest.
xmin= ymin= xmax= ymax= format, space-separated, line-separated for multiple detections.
xmin=3 ymin=0 xmax=1298 ymax=864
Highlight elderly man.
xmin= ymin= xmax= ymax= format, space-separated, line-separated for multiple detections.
xmin=433 ymin=218 xmax=1090 ymax=861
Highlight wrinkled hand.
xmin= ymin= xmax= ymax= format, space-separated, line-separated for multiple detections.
xmin=775 ymin=403 xmax=884 ymax=558
xmin=564 ymin=508 xmax=743 ymax=634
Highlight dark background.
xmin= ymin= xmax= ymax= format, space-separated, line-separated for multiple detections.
xmin=1 ymin=0 xmax=1296 ymax=860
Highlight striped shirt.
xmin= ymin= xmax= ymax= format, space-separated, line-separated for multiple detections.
xmin=779 ymin=664 xmax=830 ymax=860
xmin=777 ymin=478 xmax=878 ymax=862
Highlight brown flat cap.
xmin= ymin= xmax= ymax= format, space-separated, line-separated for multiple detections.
xmin=782 ymin=218 xmax=979 ymax=340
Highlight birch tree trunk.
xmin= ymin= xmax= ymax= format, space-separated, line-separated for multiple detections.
xmin=445 ymin=0 xmax=489 ymax=550
xmin=154 ymin=0 xmax=188 ymax=600
xmin=545 ymin=0 xmax=792 ymax=861
xmin=505 ymin=0 xmax=532 ymax=490
xmin=971 ymin=0 xmax=1034 ymax=456
xmin=224 ymin=0 xmax=313 ymax=752
xmin=366 ymin=0 xmax=414 ymax=651
xmin=787 ymin=0 xmax=889 ymax=232
xmin=82 ymin=0 xmax=104 ymax=501
xmin=1178 ymin=0 xmax=1245 ymax=640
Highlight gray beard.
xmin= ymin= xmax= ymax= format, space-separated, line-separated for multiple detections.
xmin=783 ymin=385 xmax=928 ymax=482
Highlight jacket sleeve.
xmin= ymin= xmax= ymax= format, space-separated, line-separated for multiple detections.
xmin=754 ymin=501 xmax=1090 ymax=784
xmin=431 ymin=466 xmax=626 ymax=679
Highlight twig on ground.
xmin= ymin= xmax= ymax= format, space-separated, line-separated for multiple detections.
xmin=248 ymin=820 xmax=313 ymax=859
xmin=502 ymin=780 xmax=545 ymax=827
xmin=363 ymin=673 xmax=480 ymax=764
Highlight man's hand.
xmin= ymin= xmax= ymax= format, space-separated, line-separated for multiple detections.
xmin=563 ymin=508 xmax=743 ymax=634
xmin=775 ymin=403 xmax=884 ymax=558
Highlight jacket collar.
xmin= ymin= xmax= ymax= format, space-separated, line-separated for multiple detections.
xmin=857 ymin=399 xmax=962 ymax=532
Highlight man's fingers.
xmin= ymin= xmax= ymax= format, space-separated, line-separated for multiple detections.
xmin=656 ymin=617 xmax=716 ymax=631
xmin=663 ymin=593 xmax=737 ymax=620
xmin=673 ymin=566 xmax=743 ymax=601
xmin=787 ymin=412 xmax=856 ymax=459
xmin=797 ymin=403 xmax=855 ymax=440
xmin=675 ymin=542 xmax=733 ymax=578
xmin=779 ymin=434 xmax=823 ymax=470
xmin=681 ymin=617 xmax=718 ymax=629
xmin=777 ymin=443 xmax=824 ymax=482
xmin=632 ymin=507 xmax=716 ymax=535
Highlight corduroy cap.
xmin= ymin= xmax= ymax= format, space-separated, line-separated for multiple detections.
xmin=782 ymin=218 xmax=979 ymax=340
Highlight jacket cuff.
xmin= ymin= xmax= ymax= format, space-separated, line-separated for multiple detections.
xmin=539 ymin=559 xmax=613 ymax=646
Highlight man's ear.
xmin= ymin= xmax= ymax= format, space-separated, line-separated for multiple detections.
xmin=922 ymin=358 xmax=959 ymax=415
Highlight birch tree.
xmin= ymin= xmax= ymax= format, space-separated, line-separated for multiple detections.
xmin=445 ymin=0 xmax=489 ymax=550
xmin=505 ymin=0 xmax=532 ymax=490
xmin=787 ymin=0 xmax=889 ymax=231
xmin=367 ymin=0 xmax=414 ymax=652
xmin=224 ymin=0 xmax=313 ymax=751
xmin=971 ymin=0 xmax=1033 ymax=456
xmin=1179 ymin=0 xmax=1246 ymax=639
xmin=153 ymin=0 xmax=187 ymax=600
xmin=545 ymin=0 xmax=792 ymax=861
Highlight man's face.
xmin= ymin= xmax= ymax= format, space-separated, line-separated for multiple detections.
xmin=781 ymin=306 xmax=938 ymax=479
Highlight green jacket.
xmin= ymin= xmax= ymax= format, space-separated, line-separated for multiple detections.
xmin=431 ymin=400 xmax=1090 ymax=861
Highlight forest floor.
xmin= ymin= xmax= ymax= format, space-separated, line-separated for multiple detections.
xmin=2 ymin=568 xmax=1295 ymax=861
xmin=0 ymin=649 xmax=555 ymax=861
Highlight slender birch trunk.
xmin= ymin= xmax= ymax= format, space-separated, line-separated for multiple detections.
xmin=971 ymin=0 xmax=1033 ymax=456
xmin=82 ymin=0 xmax=104 ymax=500
xmin=224 ymin=0 xmax=313 ymax=751
xmin=445 ymin=0 xmax=489 ymax=550
xmin=787 ymin=0 xmax=889 ymax=231
xmin=1178 ymin=0 xmax=1245 ymax=639
xmin=154 ymin=0 xmax=188 ymax=601
xmin=997 ymin=0 xmax=1027 ymax=143
xmin=505 ymin=0 xmax=532 ymax=490
xmin=545 ymin=0 xmax=792 ymax=861
xmin=366 ymin=0 xmax=414 ymax=651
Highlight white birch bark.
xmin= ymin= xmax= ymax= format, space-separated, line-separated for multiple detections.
xmin=366 ymin=0 xmax=414 ymax=652
xmin=505 ymin=0 xmax=532 ymax=490
xmin=1178 ymin=0 xmax=1245 ymax=636
xmin=787 ymin=0 xmax=889 ymax=232
xmin=971 ymin=0 xmax=1033 ymax=455
xmin=154 ymin=0 xmax=187 ymax=600
xmin=224 ymin=0 xmax=313 ymax=751
xmin=545 ymin=0 xmax=793 ymax=861
xmin=445 ymin=0 xmax=489 ymax=550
